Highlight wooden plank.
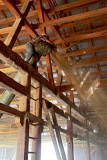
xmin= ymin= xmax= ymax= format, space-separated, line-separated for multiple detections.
xmin=34 ymin=7 xmax=107 ymax=28
xmin=0 ymin=10 xmax=38 ymax=27
xmin=60 ymin=12 xmax=107 ymax=28
xmin=26 ymin=112 xmax=46 ymax=125
xmin=0 ymin=103 xmax=23 ymax=117
xmin=73 ymin=54 xmax=107 ymax=67
xmin=0 ymin=0 xmax=104 ymax=8
xmin=0 ymin=71 xmax=28 ymax=96
xmin=36 ymin=0 xmax=46 ymax=34
xmin=66 ymin=105 xmax=74 ymax=160
xmin=50 ymin=107 xmax=67 ymax=160
xmin=47 ymin=0 xmax=106 ymax=14
xmin=43 ymin=100 xmax=61 ymax=160
xmin=2 ymin=0 xmax=21 ymax=17
xmin=2 ymin=0 xmax=38 ymax=38
xmin=45 ymin=54 xmax=54 ymax=85
xmin=24 ymin=19 xmax=38 ymax=37
xmin=1 ymin=14 xmax=106 ymax=36
xmin=4 ymin=18 xmax=23 ymax=48
xmin=42 ymin=7 xmax=64 ymax=42
xmin=55 ymin=29 xmax=107 ymax=44
xmin=4 ymin=1 xmax=32 ymax=48
xmin=63 ymin=44 xmax=107 ymax=57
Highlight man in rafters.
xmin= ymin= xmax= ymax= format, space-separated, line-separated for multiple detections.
xmin=26 ymin=35 xmax=56 ymax=69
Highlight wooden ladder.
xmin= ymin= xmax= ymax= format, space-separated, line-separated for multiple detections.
xmin=29 ymin=83 xmax=42 ymax=160
xmin=43 ymin=100 xmax=67 ymax=160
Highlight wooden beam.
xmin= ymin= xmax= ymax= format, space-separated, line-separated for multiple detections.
xmin=0 ymin=103 xmax=23 ymax=117
xmin=55 ymin=29 xmax=107 ymax=44
xmin=0 ymin=0 xmax=105 ymax=13
xmin=2 ymin=0 xmax=21 ymax=17
xmin=1 ymin=13 xmax=106 ymax=37
xmin=4 ymin=1 xmax=32 ymax=48
xmin=42 ymin=7 xmax=65 ymax=42
xmin=47 ymin=0 xmax=106 ymax=14
xmin=45 ymin=54 xmax=54 ymax=85
xmin=36 ymin=0 xmax=46 ymax=34
xmin=2 ymin=0 xmax=38 ymax=38
xmin=63 ymin=44 xmax=107 ymax=57
xmin=0 ymin=71 xmax=28 ymax=96
xmin=66 ymin=105 xmax=74 ymax=160
xmin=59 ymin=15 xmax=107 ymax=31
xmin=34 ymin=7 xmax=107 ymax=28
xmin=73 ymin=55 xmax=107 ymax=67
xmin=0 ymin=10 xmax=38 ymax=27
xmin=36 ymin=1 xmax=55 ymax=85
xmin=56 ymin=79 xmax=107 ymax=92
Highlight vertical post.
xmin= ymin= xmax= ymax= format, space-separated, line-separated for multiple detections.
xmin=86 ymin=119 xmax=91 ymax=160
xmin=86 ymin=131 xmax=91 ymax=160
xmin=43 ymin=100 xmax=61 ymax=160
xmin=50 ymin=107 xmax=67 ymax=160
xmin=45 ymin=54 xmax=54 ymax=85
xmin=16 ymin=72 xmax=31 ymax=160
xmin=31 ymin=82 xmax=42 ymax=160
xmin=97 ymin=145 xmax=103 ymax=160
xmin=66 ymin=105 xmax=74 ymax=160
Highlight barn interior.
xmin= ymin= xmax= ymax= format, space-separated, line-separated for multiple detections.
xmin=0 ymin=0 xmax=107 ymax=160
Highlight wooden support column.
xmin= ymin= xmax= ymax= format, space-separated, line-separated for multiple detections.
xmin=43 ymin=100 xmax=61 ymax=160
xmin=86 ymin=131 xmax=91 ymax=160
xmin=86 ymin=119 xmax=91 ymax=160
xmin=70 ymin=91 xmax=74 ymax=104
xmin=45 ymin=54 xmax=54 ymax=85
xmin=37 ymin=0 xmax=54 ymax=85
xmin=66 ymin=105 xmax=74 ymax=160
xmin=31 ymin=82 xmax=42 ymax=160
xmin=96 ymin=145 xmax=104 ymax=160
xmin=56 ymin=69 xmax=63 ymax=88
xmin=50 ymin=107 xmax=67 ymax=160
xmin=36 ymin=0 xmax=46 ymax=35
xmin=16 ymin=72 xmax=31 ymax=160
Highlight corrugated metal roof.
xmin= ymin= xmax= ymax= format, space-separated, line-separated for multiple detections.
xmin=0 ymin=14 xmax=3 ymax=19
xmin=93 ymin=39 xmax=106 ymax=46
xmin=87 ymin=2 xmax=102 ymax=11
xmin=4 ymin=11 xmax=13 ymax=18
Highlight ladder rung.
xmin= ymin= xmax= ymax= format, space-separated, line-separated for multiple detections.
xmin=29 ymin=137 xmax=37 ymax=140
xmin=30 ymin=97 xmax=39 ymax=101
xmin=29 ymin=123 xmax=40 ymax=126
xmin=28 ymin=152 xmax=36 ymax=154
xmin=31 ymin=85 xmax=40 ymax=90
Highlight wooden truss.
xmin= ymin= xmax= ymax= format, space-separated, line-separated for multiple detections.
xmin=0 ymin=0 xmax=107 ymax=160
